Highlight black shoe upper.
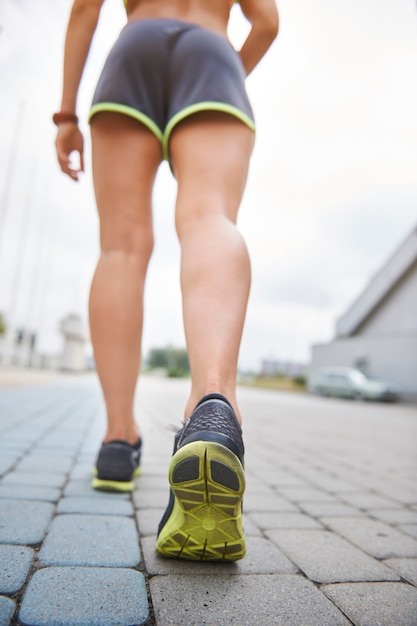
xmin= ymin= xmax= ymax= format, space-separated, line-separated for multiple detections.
xmin=174 ymin=394 xmax=244 ymax=464
xmin=95 ymin=439 xmax=142 ymax=482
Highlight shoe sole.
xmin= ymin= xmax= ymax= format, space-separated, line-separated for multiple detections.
xmin=91 ymin=467 xmax=141 ymax=493
xmin=156 ymin=440 xmax=245 ymax=561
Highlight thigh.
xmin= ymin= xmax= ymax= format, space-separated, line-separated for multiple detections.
xmin=170 ymin=112 xmax=255 ymax=226
xmin=91 ymin=113 xmax=162 ymax=253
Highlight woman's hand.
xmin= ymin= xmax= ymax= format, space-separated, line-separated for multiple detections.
xmin=55 ymin=122 xmax=85 ymax=181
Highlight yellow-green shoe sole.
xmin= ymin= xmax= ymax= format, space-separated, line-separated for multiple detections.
xmin=156 ymin=440 xmax=245 ymax=561
xmin=91 ymin=466 xmax=141 ymax=493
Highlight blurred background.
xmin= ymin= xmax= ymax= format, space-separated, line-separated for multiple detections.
xmin=0 ymin=0 xmax=416 ymax=397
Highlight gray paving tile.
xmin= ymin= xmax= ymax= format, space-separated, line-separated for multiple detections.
xmin=277 ymin=486 xmax=337 ymax=503
xmin=340 ymin=491 xmax=402 ymax=510
xmin=241 ymin=513 xmax=263 ymax=536
xmin=39 ymin=514 xmax=140 ymax=566
xmin=299 ymin=501 xmax=362 ymax=517
xmin=0 ymin=596 xmax=16 ymax=626
xmin=142 ymin=535 xmax=298 ymax=576
xmin=136 ymin=508 xmax=164 ymax=536
xmin=370 ymin=508 xmax=417 ymax=525
xmin=0 ymin=471 xmax=67 ymax=488
xmin=15 ymin=455 xmax=74 ymax=473
xmin=150 ymin=574 xmax=350 ymax=625
xmin=133 ymin=489 xmax=167 ymax=509
xmin=400 ymin=524 xmax=417 ymax=539
xmin=0 ymin=500 xmax=54 ymax=545
xmin=0 ymin=452 xmax=22 ymax=476
xmin=0 ymin=545 xmax=34 ymax=593
xmin=0 ymin=485 xmax=60 ymax=503
xmin=247 ymin=511 xmax=323 ymax=529
xmin=383 ymin=558 xmax=417 ymax=587
xmin=57 ymin=496 xmax=134 ymax=516
xmin=64 ymin=478 xmax=130 ymax=498
xmin=251 ymin=469 xmax=308 ymax=488
xmin=266 ymin=529 xmax=400 ymax=584
xmin=321 ymin=516 xmax=417 ymax=558
xmin=18 ymin=567 xmax=149 ymax=626
xmin=322 ymin=582 xmax=417 ymax=626
xmin=242 ymin=492 xmax=298 ymax=512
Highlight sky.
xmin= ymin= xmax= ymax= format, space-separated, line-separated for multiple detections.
xmin=0 ymin=0 xmax=416 ymax=371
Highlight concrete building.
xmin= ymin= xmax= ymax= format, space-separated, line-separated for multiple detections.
xmin=310 ymin=226 xmax=417 ymax=400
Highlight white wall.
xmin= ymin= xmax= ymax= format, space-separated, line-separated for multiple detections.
xmin=310 ymin=334 xmax=417 ymax=399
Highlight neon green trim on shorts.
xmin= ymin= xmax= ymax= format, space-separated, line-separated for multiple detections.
xmin=89 ymin=103 xmax=164 ymax=143
xmin=163 ymin=102 xmax=256 ymax=160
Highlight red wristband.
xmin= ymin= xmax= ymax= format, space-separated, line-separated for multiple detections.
xmin=52 ymin=111 xmax=79 ymax=126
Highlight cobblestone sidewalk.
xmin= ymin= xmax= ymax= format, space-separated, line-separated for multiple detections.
xmin=0 ymin=373 xmax=417 ymax=625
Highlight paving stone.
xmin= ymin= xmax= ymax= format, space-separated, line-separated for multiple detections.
xmin=241 ymin=513 xmax=263 ymax=537
xmin=150 ymin=574 xmax=350 ymax=625
xmin=242 ymin=493 xmax=298 ymax=512
xmin=0 ymin=596 xmax=16 ymax=626
xmin=266 ymin=529 xmax=400 ymax=584
xmin=0 ymin=471 xmax=67 ymax=488
xmin=321 ymin=516 xmax=417 ymax=558
xmin=305 ymin=475 xmax=360 ymax=493
xmin=0 ymin=500 xmax=54 ymax=545
xmin=322 ymin=582 xmax=417 ymax=626
xmin=0 ymin=545 xmax=34 ymax=593
xmin=400 ymin=524 xmax=417 ymax=539
xmin=299 ymin=501 xmax=362 ymax=517
xmin=136 ymin=508 xmax=165 ymax=536
xmin=39 ymin=514 xmax=140 ymax=566
xmin=57 ymin=496 xmax=134 ymax=516
xmin=370 ymin=508 xmax=417 ymax=524
xmin=340 ymin=492 xmax=402 ymax=510
xmin=383 ymin=558 xmax=417 ymax=587
xmin=142 ymin=535 xmax=298 ymax=576
xmin=18 ymin=567 xmax=149 ymax=626
xmin=252 ymin=469 xmax=308 ymax=488
xmin=247 ymin=511 xmax=323 ymax=529
xmin=0 ymin=485 xmax=60 ymax=503
xmin=0 ymin=452 xmax=22 ymax=476
xmin=277 ymin=486 xmax=337 ymax=503
xmin=133 ymin=489 xmax=167 ymax=509
xmin=64 ymin=478 xmax=130 ymax=499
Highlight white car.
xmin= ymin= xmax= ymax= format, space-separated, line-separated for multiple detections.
xmin=309 ymin=367 xmax=400 ymax=402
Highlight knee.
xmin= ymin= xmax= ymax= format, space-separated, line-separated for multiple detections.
xmin=100 ymin=217 xmax=154 ymax=263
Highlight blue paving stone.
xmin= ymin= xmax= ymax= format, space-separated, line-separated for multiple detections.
xmin=0 ymin=485 xmax=60 ymax=503
xmin=57 ymin=496 xmax=134 ymax=516
xmin=39 ymin=514 xmax=140 ymax=566
xmin=0 ymin=471 xmax=67 ymax=488
xmin=19 ymin=566 xmax=149 ymax=626
xmin=0 ymin=500 xmax=54 ymax=545
xmin=0 ymin=545 xmax=34 ymax=593
xmin=0 ymin=453 xmax=21 ymax=476
xmin=16 ymin=455 xmax=74 ymax=473
xmin=0 ymin=596 xmax=16 ymax=626
xmin=64 ymin=479 xmax=130 ymax=499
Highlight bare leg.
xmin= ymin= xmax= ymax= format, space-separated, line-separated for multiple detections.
xmin=170 ymin=113 xmax=254 ymax=422
xmin=90 ymin=113 xmax=161 ymax=444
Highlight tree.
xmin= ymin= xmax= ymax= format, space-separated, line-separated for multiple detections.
xmin=0 ymin=312 xmax=6 ymax=337
xmin=146 ymin=346 xmax=190 ymax=378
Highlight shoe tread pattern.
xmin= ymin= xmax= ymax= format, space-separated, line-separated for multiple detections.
xmin=156 ymin=441 xmax=245 ymax=561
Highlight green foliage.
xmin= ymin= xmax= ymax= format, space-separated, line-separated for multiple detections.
xmin=146 ymin=346 xmax=190 ymax=378
xmin=0 ymin=312 xmax=6 ymax=336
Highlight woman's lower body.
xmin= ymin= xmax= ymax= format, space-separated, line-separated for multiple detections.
xmin=89 ymin=19 xmax=254 ymax=560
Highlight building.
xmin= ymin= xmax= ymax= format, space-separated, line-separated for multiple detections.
xmin=310 ymin=226 xmax=417 ymax=400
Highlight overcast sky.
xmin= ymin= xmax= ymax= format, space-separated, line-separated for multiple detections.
xmin=0 ymin=0 xmax=416 ymax=371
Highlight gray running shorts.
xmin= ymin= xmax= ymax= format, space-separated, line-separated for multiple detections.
xmin=89 ymin=18 xmax=255 ymax=161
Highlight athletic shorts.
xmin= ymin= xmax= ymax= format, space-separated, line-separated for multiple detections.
xmin=89 ymin=18 xmax=255 ymax=161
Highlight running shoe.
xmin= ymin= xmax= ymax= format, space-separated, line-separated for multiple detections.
xmin=156 ymin=394 xmax=246 ymax=561
xmin=92 ymin=438 xmax=142 ymax=492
